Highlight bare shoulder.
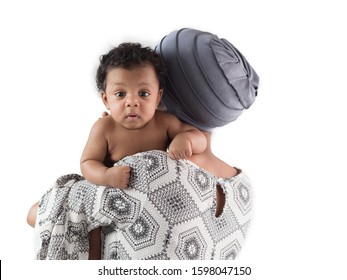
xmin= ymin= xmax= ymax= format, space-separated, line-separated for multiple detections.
xmin=92 ymin=115 xmax=114 ymax=129
xmin=190 ymin=154 xmax=239 ymax=179
xmin=154 ymin=110 xmax=177 ymax=128
xmin=155 ymin=110 xmax=177 ymax=121
xmin=89 ymin=115 xmax=115 ymax=136
xmin=217 ymin=161 xmax=239 ymax=178
xmin=155 ymin=110 xmax=194 ymax=130
xmin=217 ymin=156 xmax=241 ymax=178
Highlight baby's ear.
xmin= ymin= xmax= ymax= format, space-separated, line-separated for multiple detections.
xmin=101 ymin=91 xmax=109 ymax=109
xmin=156 ymin=89 xmax=163 ymax=106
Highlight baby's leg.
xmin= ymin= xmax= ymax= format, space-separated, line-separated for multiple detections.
xmin=27 ymin=202 xmax=39 ymax=227
xmin=88 ymin=227 xmax=101 ymax=260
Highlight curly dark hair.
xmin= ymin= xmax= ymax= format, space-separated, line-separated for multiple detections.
xmin=96 ymin=42 xmax=166 ymax=92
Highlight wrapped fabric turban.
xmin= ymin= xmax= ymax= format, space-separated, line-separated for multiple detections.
xmin=156 ymin=28 xmax=259 ymax=131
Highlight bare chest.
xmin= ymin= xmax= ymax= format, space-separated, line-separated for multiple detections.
xmin=107 ymin=128 xmax=169 ymax=162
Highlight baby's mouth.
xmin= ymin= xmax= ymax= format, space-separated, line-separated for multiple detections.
xmin=126 ymin=113 xmax=139 ymax=120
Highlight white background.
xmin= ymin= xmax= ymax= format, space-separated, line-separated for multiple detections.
xmin=1 ymin=0 xmax=346 ymax=279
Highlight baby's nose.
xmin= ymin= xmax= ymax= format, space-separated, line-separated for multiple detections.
xmin=126 ymin=95 xmax=139 ymax=107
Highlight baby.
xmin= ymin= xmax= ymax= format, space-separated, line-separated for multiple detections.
xmin=80 ymin=42 xmax=207 ymax=189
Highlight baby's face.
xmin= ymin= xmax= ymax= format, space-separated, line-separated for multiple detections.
xmin=101 ymin=64 xmax=162 ymax=130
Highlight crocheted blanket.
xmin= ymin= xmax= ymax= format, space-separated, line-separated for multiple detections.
xmin=34 ymin=150 xmax=252 ymax=260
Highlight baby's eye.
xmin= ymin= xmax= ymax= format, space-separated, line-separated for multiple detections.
xmin=115 ymin=92 xmax=126 ymax=97
xmin=139 ymin=91 xmax=149 ymax=97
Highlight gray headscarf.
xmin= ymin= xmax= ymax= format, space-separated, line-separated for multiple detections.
xmin=156 ymin=28 xmax=259 ymax=131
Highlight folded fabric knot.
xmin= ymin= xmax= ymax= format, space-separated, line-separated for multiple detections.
xmin=156 ymin=28 xmax=259 ymax=131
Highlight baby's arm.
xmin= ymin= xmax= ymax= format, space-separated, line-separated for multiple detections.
xmin=166 ymin=113 xmax=207 ymax=159
xmin=80 ymin=118 xmax=130 ymax=189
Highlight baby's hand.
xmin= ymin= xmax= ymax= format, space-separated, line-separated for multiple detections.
xmin=105 ymin=165 xmax=131 ymax=189
xmin=168 ymin=135 xmax=193 ymax=160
